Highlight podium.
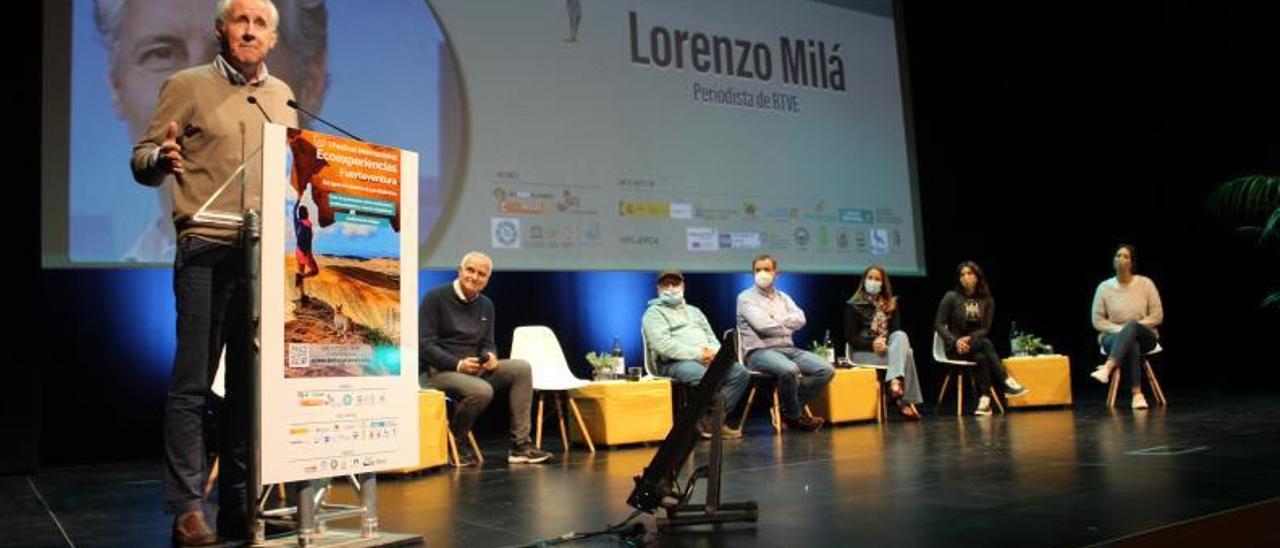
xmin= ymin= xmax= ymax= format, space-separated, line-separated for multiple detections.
xmin=229 ymin=124 xmax=422 ymax=546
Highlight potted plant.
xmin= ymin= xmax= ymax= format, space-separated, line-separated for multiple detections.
xmin=585 ymin=351 xmax=615 ymax=380
xmin=1010 ymin=325 xmax=1053 ymax=356
xmin=809 ymin=340 xmax=835 ymax=364
xmin=1206 ymin=175 xmax=1280 ymax=308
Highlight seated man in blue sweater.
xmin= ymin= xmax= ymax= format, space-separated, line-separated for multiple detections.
xmin=642 ymin=269 xmax=751 ymax=438
xmin=420 ymin=251 xmax=551 ymax=466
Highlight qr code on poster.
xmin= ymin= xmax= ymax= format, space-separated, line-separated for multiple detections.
xmin=288 ymin=344 xmax=311 ymax=367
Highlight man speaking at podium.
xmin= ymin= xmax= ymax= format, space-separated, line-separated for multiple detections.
xmin=129 ymin=0 xmax=297 ymax=544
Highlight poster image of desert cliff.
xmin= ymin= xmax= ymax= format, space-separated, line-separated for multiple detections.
xmin=283 ymin=128 xmax=403 ymax=378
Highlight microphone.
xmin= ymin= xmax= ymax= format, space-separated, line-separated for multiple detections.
xmin=287 ymin=99 xmax=364 ymax=142
xmin=246 ymin=95 xmax=273 ymax=123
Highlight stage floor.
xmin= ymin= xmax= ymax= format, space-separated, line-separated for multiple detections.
xmin=5 ymin=392 xmax=1280 ymax=547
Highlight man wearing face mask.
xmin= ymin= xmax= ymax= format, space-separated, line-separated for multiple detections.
xmin=642 ymin=269 xmax=751 ymax=438
xmin=736 ymin=254 xmax=834 ymax=432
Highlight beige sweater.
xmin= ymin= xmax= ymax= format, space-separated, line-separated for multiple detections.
xmin=131 ymin=63 xmax=298 ymax=246
xmin=1091 ymin=275 xmax=1163 ymax=341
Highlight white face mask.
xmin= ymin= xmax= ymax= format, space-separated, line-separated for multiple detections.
xmin=659 ymin=286 xmax=684 ymax=305
xmin=754 ymin=270 xmax=774 ymax=289
xmin=864 ymin=279 xmax=882 ymax=296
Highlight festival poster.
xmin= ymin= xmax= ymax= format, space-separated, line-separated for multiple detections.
xmin=260 ymin=124 xmax=420 ymax=483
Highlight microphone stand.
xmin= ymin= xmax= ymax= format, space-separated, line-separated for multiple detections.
xmin=288 ymin=99 xmax=364 ymax=142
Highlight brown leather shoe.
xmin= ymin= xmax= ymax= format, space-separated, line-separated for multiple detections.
xmin=783 ymin=415 xmax=824 ymax=432
xmin=172 ymin=510 xmax=217 ymax=546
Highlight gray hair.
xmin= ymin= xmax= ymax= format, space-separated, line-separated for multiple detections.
xmin=215 ymin=0 xmax=280 ymax=30
xmin=459 ymin=252 xmax=493 ymax=270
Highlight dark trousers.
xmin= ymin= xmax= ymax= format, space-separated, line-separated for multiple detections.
xmin=1102 ymin=320 xmax=1158 ymax=388
xmin=163 ymin=237 xmax=251 ymax=536
xmin=948 ymin=337 xmax=1007 ymax=395
xmin=422 ymin=360 xmax=535 ymax=447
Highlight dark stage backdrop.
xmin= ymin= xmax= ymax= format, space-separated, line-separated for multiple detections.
xmin=28 ymin=1 xmax=1280 ymax=467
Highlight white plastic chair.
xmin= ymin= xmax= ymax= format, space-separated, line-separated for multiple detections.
xmin=203 ymin=350 xmax=227 ymax=499
xmin=735 ymin=329 xmax=779 ymax=433
xmin=204 ymin=351 xmax=294 ymax=497
xmin=640 ymin=328 xmax=662 ymax=380
xmin=509 ymin=326 xmax=595 ymax=453
xmin=932 ymin=332 xmax=1004 ymax=416
xmin=641 ymin=327 xmax=694 ymax=421
xmin=1099 ymin=342 xmax=1167 ymax=408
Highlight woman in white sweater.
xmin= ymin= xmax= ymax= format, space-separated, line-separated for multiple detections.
xmin=1090 ymin=244 xmax=1164 ymax=409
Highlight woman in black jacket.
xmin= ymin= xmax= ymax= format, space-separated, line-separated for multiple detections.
xmin=844 ymin=265 xmax=921 ymax=419
xmin=934 ymin=261 xmax=1028 ymax=415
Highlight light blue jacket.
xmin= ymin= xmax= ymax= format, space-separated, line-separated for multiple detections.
xmin=642 ymin=298 xmax=720 ymax=363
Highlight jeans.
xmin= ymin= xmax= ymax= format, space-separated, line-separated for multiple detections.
xmin=163 ymin=237 xmax=250 ymax=536
xmin=744 ymin=347 xmax=835 ymax=420
xmin=1101 ymin=320 xmax=1159 ymax=388
xmin=422 ymin=359 xmax=534 ymax=447
xmin=655 ymin=359 xmax=752 ymax=414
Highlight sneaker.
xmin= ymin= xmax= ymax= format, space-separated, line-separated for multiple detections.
xmin=1004 ymin=377 xmax=1030 ymax=397
xmin=719 ymin=425 xmax=744 ymax=439
xmin=508 ymin=443 xmax=553 ymax=464
xmin=1131 ymin=393 xmax=1149 ymax=410
xmin=974 ymin=396 xmax=992 ymax=416
xmin=783 ymin=414 xmax=825 ymax=432
xmin=1090 ymin=365 xmax=1113 ymax=384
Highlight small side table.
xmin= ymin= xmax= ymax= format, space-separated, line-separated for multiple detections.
xmin=809 ymin=367 xmax=880 ymax=424
xmin=1003 ymin=354 xmax=1073 ymax=408
xmin=569 ymin=379 xmax=673 ymax=447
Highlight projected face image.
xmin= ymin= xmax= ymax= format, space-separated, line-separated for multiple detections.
xmin=105 ymin=0 xmax=214 ymax=141
xmin=92 ymin=0 xmax=328 ymax=261
xmin=73 ymin=0 xmax=458 ymax=265
xmin=102 ymin=0 xmax=323 ymax=141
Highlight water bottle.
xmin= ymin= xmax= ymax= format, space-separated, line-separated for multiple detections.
xmin=1010 ymin=321 xmax=1021 ymax=356
xmin=610 ymin=337 xmax=625 ymax=377
xmin=822 ymin=329 xmax=835 ymax=364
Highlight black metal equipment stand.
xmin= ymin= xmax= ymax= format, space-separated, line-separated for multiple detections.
xmin=626 ymin=329 xmax=757 ymax=531
xmin=656 ymin=391 xmax=758 ymax=530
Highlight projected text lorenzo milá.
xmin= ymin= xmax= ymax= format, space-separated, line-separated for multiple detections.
xmin=627 ymin=11 xmax=846 ymax=92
